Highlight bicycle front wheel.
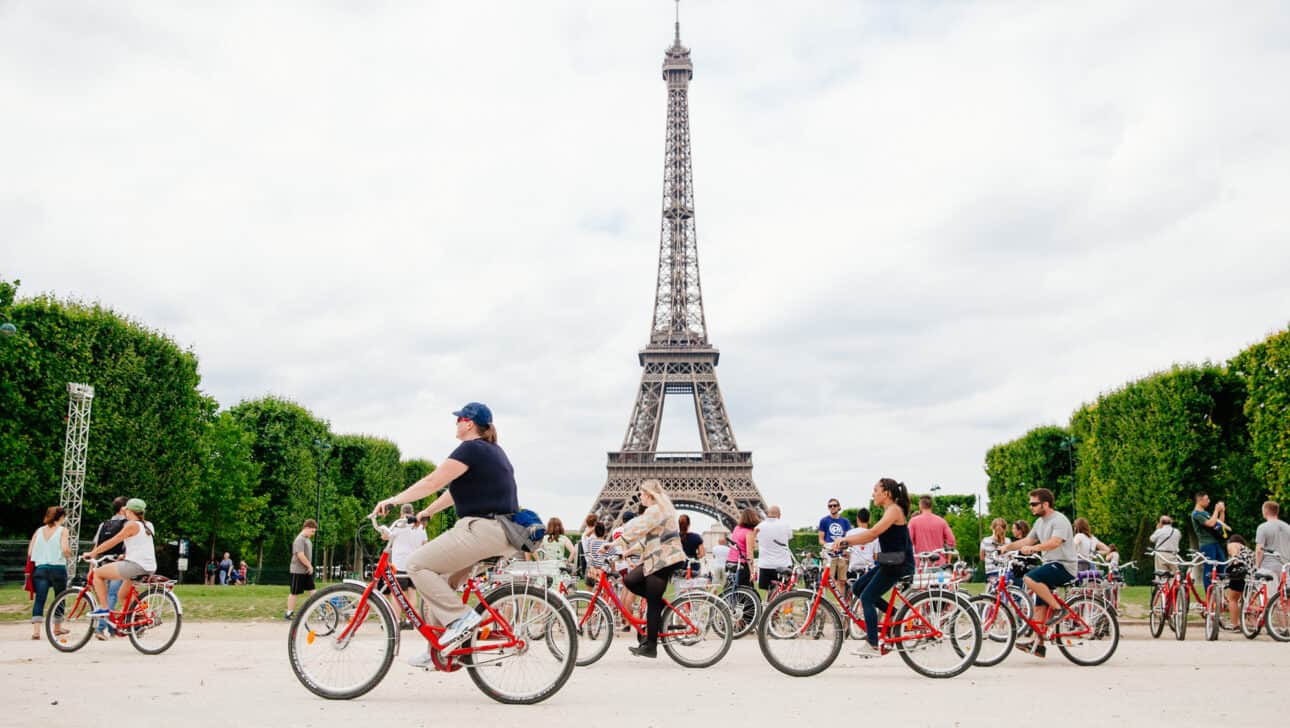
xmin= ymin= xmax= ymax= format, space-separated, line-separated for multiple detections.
xmin=1054 ymin=596 xmax=1119 ymax=666
xmin=892 ymin=591 xmax=981 ymax=679
xmin=1148 ymin=586 xmax=1167 ymax=638
xmin=661 ymin=592 xmax=734 ymax=668
xmin=1204 ymin=588 xmax=1220 ymax=641
xmin=466 ymin=584 xmax=576 ymax=705
xmin=564 ymin=590 xmax=614 ymax=666
xmin=288 ymin=583 xmax=397 ymax=700
xmin=128 ymin=589 xmax=182 ymax=655
xmin=1240 ymin=590 xmax=1266 ymax=639
xmin=757 ymin=590 xmax=844 ymax=677
xmin=721 ymin=586 xmax=762 ymax=638
xmin=44 ymin=588 xmax=97 ymax=653
xmin=1265 ymin=593 xmax=1290 ymax=642
xmin=1172 ymin=587 xmax=1188 ymax=640
xmin=968 ymin=594 xmax=1016 ymax=667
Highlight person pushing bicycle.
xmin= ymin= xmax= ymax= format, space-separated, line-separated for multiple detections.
xmin=371 ymin=402 xmax=520 ymax=668
xmin=997 ymin=487 xmax=1077 ymax=658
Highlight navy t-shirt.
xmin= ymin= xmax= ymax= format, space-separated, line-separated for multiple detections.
xmin=446 ymin=439 xmax=520 ymax=518
xmin=681 ymin=532 xmax=704 ymax=559
xmin=819 ymin=516 xmax=850 ymax=544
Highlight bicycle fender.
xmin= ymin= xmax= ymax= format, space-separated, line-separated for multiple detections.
xmin=344 ymin=579 xmax=402 ymax=654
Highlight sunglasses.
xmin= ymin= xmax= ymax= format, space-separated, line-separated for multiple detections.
xmin=828 ymin=504 xmax=840 ymax=509
xmin=1028 ymin=501 xmax=1042 ymax=507
xmin=456 ymin=416 xmax=471 ymax=424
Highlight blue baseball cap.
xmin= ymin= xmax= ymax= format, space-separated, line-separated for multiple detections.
xmin=452 ymin=402 xmax=493 ymax=427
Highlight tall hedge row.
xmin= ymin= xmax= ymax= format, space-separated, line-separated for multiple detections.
xmin=987 ymin=323 xmax=1290 ymax=565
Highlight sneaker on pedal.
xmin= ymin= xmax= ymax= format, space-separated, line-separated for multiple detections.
xmin=1016 ymin=640 xmax=1047 ymax=658
xmin=407 ymin=650 xmax=438 ymax=669
xmin=851 ymin=641 xmax=885 ymax=659
xmin=440 ymin=609 xmax=482 ymax=648
xmin=89 ymin=608 xmax=110 ymax=617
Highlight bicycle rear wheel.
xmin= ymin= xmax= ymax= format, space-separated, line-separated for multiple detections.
xmin=1054 ymin=597 xmax=1119 ymax=666
xmin=968 ymin=594 xmax=1016 ymax=667
xmin=892 ymin=591 xmax=981 ymax=679
xmin=721 ymin=586 xmax=762 ymax=638
xmin=758 ymin=590 xmax=844 ymax=677
xmin=287 ymin=583 xmax=396 ymax=700
xmin=1172 ymin=587 xmax=1188 ymax=640
xmin=44 ymin=588 xmax=96 ymax=653
xmin=128 ymin=589 xmax=182 ymax=655
xmin=1265 ymin=594 xmax=1290 ymax=642
xmin=564 ymin=590 xmax=613 ymax=666
xmin=1204 ymin=588 xmax=1220 ymax=641
xmin=1240 ymin=589 xmax=1266 ymax=639
xmin=466 ymin=584 xmax=576 ymax=705
xmin=661 ymin=592 xmax=734 ymax=668
xmin=1148 ymin=586 xmax=1167 ymax=638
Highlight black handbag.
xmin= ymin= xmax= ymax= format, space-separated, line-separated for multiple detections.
xmin=876 ymin=552 xmax=906 ymax=567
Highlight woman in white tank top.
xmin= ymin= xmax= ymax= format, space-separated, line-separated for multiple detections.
xmin=83 ymin=498 xmax=157 ymax=616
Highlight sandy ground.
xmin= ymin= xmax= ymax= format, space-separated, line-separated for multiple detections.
xmin=1 ymin=620 xmax=1285 ymax=727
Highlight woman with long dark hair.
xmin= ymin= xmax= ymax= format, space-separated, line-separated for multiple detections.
xmin=829 ymin=478 xmax=915 ymax=658
xmin=28 ymin=506 xmax=71 ymax=639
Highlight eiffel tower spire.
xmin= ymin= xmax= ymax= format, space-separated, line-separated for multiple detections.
xmin=590 ymin=10 xmax=767 ymax=528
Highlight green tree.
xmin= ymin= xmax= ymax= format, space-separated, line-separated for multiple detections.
xmin=984 ymin=426 xmax=1074 ymax=525
xmin=184 ymin=411 xmax=267 ymax=561
xmin=1230 ymin=324 xmax=1290 ymax=505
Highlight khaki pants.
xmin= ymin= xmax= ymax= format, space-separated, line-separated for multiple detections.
xmin=1154 ymin=553 xmax=1179 ymax=575
xmin=406 ymin=516 xmax=514 ymax=626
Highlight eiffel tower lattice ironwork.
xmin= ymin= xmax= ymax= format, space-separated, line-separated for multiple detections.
xmin=590 ymin=14 xmax=767 ymax=528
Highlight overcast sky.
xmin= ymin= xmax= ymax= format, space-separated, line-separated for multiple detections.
xmin=5 ymin=1 xmax=1289 ymax=533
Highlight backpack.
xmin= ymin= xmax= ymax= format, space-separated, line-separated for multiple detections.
xmin=499 ymin=509 xmax=546 ymax=554
xmin=96 ymin=518 xmax=126 ymax=556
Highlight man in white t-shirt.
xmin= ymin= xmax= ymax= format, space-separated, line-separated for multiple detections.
xmin=711 ymin=537 xmax=730 ymax=587
xmin=380 ymin=504 xmax=428 ymax=620
xmin=844 ymin=509 xmax=879 ymax=580
xmin=756 ymin=506 xmax=794 ymax=591
xmin=1149 ymin=515 xmax=1182 ymax=575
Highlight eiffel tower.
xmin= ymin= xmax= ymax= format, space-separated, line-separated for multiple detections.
xmin=590 ymin=11 xmax=767 ymax=528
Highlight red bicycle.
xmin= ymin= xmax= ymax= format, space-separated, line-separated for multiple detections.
xmin=1148 ymin=552 xmax=1227 ymax=640
xmin=45 ymin=555 xmax=183 ymax=655
xmin=564 ymin=565 xmax=733 ymax=668
xmin=1237 ymin=552 xmax=1290 ymax=641
xmin=286 ymin=515 xmax=577 ymax=704
xmin=757 ymin=550 xmax=982 ymax=679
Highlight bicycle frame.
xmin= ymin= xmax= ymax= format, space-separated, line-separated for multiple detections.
xmin=579 ymin=568 xmax=701 ymax=640
xmin=792 ymin=568 xmax=945 ymax=648
xmin=64 ymin=562 xmax=167 ymax=634
xmin=337 ymin=549 xmax=526 ymax=669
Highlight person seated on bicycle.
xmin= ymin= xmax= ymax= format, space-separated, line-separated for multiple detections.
xmin=678 ymin=514 xmax=706 ymax=577
xmin=756 ymin=505 xmax=794 ymax=591
xmin=601 ymin=479 xmax=685 ymax=658
xmin=83 ymin=498 xmax=156 ymax=632
xmin=378 ymin=503 xmax=427 ymax=624
xmin=843 ymin=508 xmax=878 ymax=589
xmin=829 ymin=478 xmax=915 ymax=658
xmin=371 ymin=402 xmax=521 ymax=668
xmin=582 ymin=521 xmax=610 ymax=587
xmin=1225 ymin=534 xmax=1256 ymax=629
xmin=998 ymin=488 xmax=1077 ymax=659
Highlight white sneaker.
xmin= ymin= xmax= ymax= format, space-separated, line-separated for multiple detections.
xmin=407 ymin=650 xmax=437 ymax=669
xmin=851 ymin=641 xmax=885 ymax=659
xmin=440 ymin=610 xmax=482 ymax=648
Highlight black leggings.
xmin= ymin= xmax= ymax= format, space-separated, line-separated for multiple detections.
xmin=624 ymin=562 xmax=682 ymax=646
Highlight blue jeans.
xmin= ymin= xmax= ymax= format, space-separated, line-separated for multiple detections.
xmin=851 ymin=564 xmax=914 ymax=647
xmin=1199 ymin=543 xmax=1225 ymax=589
xmin=31 ymin=565 xmax=68 ymax=623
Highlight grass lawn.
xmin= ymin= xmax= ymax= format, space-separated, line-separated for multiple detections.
xmin=2 ymin=582 xmax=343 ymax=622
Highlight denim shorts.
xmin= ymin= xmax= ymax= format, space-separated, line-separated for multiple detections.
xmin=1025 ymin=562 xmax=1074 ymax=589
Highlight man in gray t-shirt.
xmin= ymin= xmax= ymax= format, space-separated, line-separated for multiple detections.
xmin=1255 ymin=501 xmax=1290 ymax=574
xmin=999 ymin=488 xmax=1076 ymax=657
xmin=285 ymin=519 xmax=317 ymax=620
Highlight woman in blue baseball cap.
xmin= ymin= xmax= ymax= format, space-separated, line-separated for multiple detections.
xmin=372 ymin=401 xmax=520 ymax=668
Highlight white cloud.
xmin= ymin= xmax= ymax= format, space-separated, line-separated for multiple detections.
xmin=5 ymin=1 xmax=1289 ymax=531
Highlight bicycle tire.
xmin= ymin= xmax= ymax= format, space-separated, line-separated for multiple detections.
xmin=466 ymin=584 xmax=577 ymax=705
xmin=1148 ymin=586 xmax=1167 ymax=639
xmin=44 ymin=588 xmax=97 ymax=653
xmin=128 ymin=589 xmax=182 ymax=655
xmin=1264 ymin=593 xmax=1290 ymax=642
xmin=968 ymin=594 xmax=1016 ymax=667
xmin=847 ymin=597 xmax=866 ymax=641
xmin=1055 ymin=596 xmax=1119 ymax=666
xmin=1240 ymin=589 xmax=1266 ymax=639
xmin=1172 ymin=586 xmax=1188 ymax=641
xmin=1204 ymin=588 xmax=1219 ymax=642
xmin=892 ymin=591 xmax=981 ymax=679
xmin=287 ymin=582 xmax=397 ymax=700
xmin=661 ymin=591 xmax=734 ymax=668
xmin=564 ymin=590 xmax=614 ymax=666
xmin=721 ymin=586 xmax=762 ymax=639
xmin=757 ymin=590 xmax=844 ymax=677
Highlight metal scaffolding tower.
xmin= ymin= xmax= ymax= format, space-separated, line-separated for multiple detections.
xmin=60 ymin=382 xmax=95 ymax=577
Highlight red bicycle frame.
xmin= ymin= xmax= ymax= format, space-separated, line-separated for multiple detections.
xmin=64 ymin=562 xmax=156 ymax=634
xmin=792 ymin=570 xmax=946 ymax=651
xmin=580 ymin=569 xmax=702 ymax=640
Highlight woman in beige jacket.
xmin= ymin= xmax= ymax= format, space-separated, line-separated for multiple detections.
xmin=605 ymin=479 xmax=685 ymax=658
